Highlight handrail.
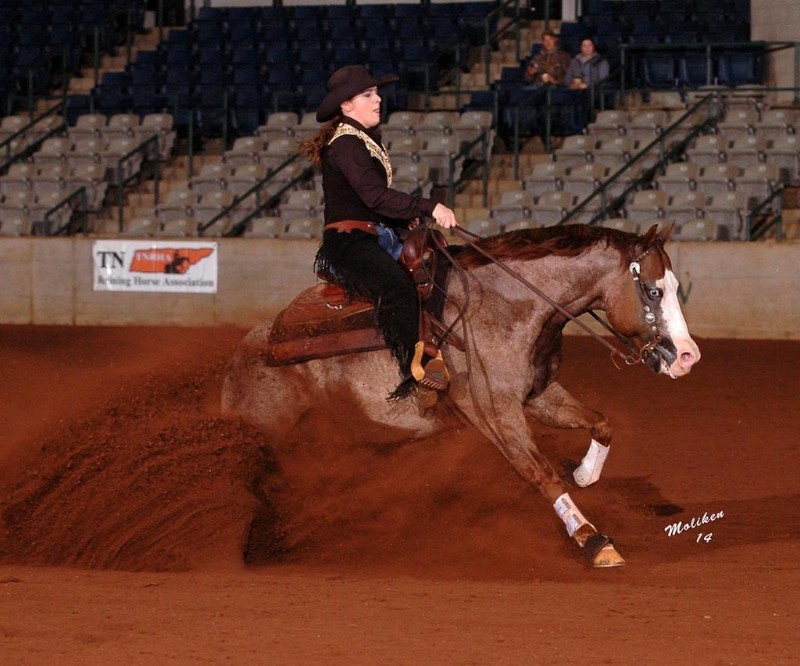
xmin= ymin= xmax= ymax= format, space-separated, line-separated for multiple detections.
xmin=88 ymin=3 xmax=145 ymax=89
xmin=197 ymin=155 xmax=313 ymax=237
xmin=422 ymin=40 xmax=473 ymax=111
xmin=447 ymin=130 xmax=491 ymax=207
xmin=167 ymin=90 xmax=231 ymax=179
xmin=484 ymin=0 xmax=523 ymax=87
xmin=115 ymin=135 xmax=161 ymax=229
xmin=506 ymin=66 xmax=619 ymax=178
xmin=557 ymin=94 xmax=723 ymax=226
xmin=220 ymin=171 xmax=314 ymax=238
xmin=618 ymin=40 xmax=800 ymax=104
xmin=42 ymin=186 xmax=90 ymax=236
xmin=0 ymin=102 xmax=67 ymax=170
xmin=746 ymin=185 xmax=784 ymax=241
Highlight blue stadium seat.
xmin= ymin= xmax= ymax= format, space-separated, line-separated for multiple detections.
xmin=641 ymin=53 xmax=678 ymax=89
xmin=226 ymin=7 xmax=257 ymax=27
xmin=131 ymin=84 xmax=166 ymax=116
xmin=679 ymin=52 xmax=714 ymax=87
xmin=629 ymin=19 xmax=666 ymax=45
xmin=326 ymin=6 xmax=357 ymax=21
xmin=718 ymin=51 xmax=763 ymax=87
xmin=232 ymin=65 xmax=262 ymax=87
xmin=332 ymin=43 xmax=361 ymax=67
xmin=231 ymin=85 xmax=267 ymax=136
xmin=619 ymin=0 xmax=657 ymax=19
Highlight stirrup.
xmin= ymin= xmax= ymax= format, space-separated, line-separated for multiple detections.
xmin=411 ymin=342 xmax=450 ymax=391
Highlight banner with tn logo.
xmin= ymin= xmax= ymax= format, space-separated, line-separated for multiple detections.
xmin=93 ymin=240 xmax=219 ymax=293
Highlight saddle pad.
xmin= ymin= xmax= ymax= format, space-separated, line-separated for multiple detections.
xmin=263 ymin=283 xmax=386 ymax=366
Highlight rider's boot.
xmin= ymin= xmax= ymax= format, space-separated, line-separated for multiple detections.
xmin=410 ymin=340 xmax=450 ymax=392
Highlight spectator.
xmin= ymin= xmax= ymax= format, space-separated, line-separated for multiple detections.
xmin=565 ymin=37 xmax=610 ymax=90
xmin=503 ymin=30 xmax=571 ymax=142
xmin=524 ymin=30 xmax=571 ymax=88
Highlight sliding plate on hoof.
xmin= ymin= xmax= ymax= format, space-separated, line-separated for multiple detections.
xmin=593 ymin=544 xmax=626 ymax=568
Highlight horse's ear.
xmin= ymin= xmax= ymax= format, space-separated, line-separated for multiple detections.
xmin=657 ymin=221 xmax=676 ymax=243
xmin=641 ymin=222 xmax=674 ymax=247
xmin=641 ymin=223 xmax=660 ymax=247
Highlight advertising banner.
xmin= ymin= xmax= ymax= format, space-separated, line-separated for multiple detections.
xmin=93 ymin=240 xmax=219 ymax=293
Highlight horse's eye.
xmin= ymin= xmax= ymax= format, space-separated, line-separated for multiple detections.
xmin=648 ymin=288 xmax=663 ymax=300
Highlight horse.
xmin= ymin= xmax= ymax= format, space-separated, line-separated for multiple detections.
xmin=221 ymin=223 xmax=701 ymax=568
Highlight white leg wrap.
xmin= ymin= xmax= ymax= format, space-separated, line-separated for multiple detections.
xmin=573 ymin=439 xmax=610 ymax=487
xmin=554 ymin=492 xmax=591 ymax=537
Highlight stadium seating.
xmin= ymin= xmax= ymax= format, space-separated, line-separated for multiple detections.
xmin=532 ymin=190 xmax=577 ymax=226
xmin=1 ymin=1 xmax=778 ymax=243
xmin=490 ymin=189 xmax=535 ymax=226
xmin=523 ymin=161 xmax=569 ymax=197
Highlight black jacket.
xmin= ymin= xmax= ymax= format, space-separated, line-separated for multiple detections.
xmin=321 ymin=117 xmax=437 ymax=229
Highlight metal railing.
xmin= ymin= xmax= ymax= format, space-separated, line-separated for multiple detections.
xmin=746 ymin=187 xmax=784 ymax=241
xmin=42 ymin=186 xmax=90 ymax=236
xmin=618 ymin=40 xmax=800 ymax=106
xmin=0 ymin=102 xmax=67 ymax=171
xmin=505 ymin=83 xmax=610 ymax=175
xmin=198 ymin=155 xmax=314 ymax=237
xmin=114 ymin=134 xmax=161 ymax=229
xmin=558 ymin=94 xmax=723 ymax=227
xmin=483 ymin=0 xmax=524 ymax=86
xmin=447 ymin=130 xmax=492 ymax=208
xmin=549 ymin=89 xmax=789 ymax=242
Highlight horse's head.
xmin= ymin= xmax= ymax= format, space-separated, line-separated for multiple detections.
xmin=606 ymin=224 xmax=701 ymax=378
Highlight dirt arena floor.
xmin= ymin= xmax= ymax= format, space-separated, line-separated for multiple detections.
xmin=0 ymin=325 xmax=797 ymax=664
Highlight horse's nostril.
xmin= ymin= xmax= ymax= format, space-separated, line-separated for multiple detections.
xmin=681 ymin=351 xmax=696 ymax=367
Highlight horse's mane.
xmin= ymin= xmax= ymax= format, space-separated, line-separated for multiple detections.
xmin=454 ymin=224 xmax=641 ymax=270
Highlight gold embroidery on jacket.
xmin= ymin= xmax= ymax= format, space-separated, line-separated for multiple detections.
xmin=329 ymin=123 xmax=393 ymax=186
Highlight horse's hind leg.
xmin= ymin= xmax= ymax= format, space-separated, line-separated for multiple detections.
xmin=524 ymin=381 xmax=612 ymax=488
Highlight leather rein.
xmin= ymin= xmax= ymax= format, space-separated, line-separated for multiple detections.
xmin=432 ymin=223 xmax=665 ymax=368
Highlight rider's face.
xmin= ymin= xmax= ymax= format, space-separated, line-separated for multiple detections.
xmin=341 ymin=87 xmax=382 ymax=128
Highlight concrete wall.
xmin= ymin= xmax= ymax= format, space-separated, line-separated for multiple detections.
xmin=1 ymin=238 xmax=798 ymax=339
xmin=0 ymin=238 xmax=318 ymax=328
xmin=751 ymin=0 xmax=800 ymax=104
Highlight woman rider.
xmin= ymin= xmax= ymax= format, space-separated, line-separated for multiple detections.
xmin=299 ymin=65 xmax=458 ymax=400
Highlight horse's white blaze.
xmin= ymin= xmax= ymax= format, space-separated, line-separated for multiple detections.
xmin=658 ymin=269 xmax=701 ymax=378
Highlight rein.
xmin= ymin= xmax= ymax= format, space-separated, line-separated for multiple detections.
xmin=447 ymin=224 xmax=660 ymax=367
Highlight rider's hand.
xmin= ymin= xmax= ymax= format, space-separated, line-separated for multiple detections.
xmin=431 ymin=203 xmax=458 ymax=229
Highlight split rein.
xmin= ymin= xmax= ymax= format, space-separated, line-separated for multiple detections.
xmin=429 ymin=223 xmax=661 ymax=369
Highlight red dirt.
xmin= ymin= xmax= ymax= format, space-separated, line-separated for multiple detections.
xmin=0 ymin=325 xmax=797 ymax=664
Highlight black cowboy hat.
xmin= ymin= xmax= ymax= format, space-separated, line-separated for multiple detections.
xmin=316 ymin=65 xmax=399 ymax=123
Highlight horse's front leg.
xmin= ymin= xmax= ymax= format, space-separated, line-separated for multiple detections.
xmin=525 ymin=380 xmax=613 ymax=488
xmin=454 ymin=389 xmax=624 ymax=568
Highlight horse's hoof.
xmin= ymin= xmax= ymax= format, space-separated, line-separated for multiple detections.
xmin=584 ymin=533 xmax=626 ymax=568
xmin=592 ymin=544 xmax=626 ymax=568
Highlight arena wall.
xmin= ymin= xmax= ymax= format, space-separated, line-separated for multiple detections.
xmin=0 ymin=238 xmax=797 ymax=339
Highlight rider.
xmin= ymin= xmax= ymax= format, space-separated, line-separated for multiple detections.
xmin=298 ymin=65 xmax=458 ymax=400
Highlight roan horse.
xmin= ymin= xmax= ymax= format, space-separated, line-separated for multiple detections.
xmin=221 ymin=223 xmax=700 ymax=568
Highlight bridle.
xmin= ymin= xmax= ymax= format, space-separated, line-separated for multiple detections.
xmin=431 ymin=224 xmax=667 ymax=369
xmin=623 ymin=244 xmax=666 ymax=365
